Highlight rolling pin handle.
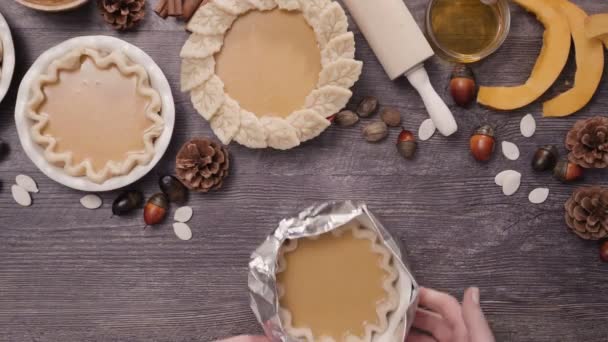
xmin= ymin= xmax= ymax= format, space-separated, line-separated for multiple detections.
xmin=405 ymin=66 xmax=458 ymax=137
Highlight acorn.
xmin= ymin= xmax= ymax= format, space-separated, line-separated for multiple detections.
xmin=600 ymin=240 xmax=608 ymax=262
xmin=531 ymin=145 xmax=559 ymax=172
xmin=553 ymin=160 xmax=584 ymax=183
xmin=144 ymin=193 xmax=169 ymax=226
xmin=112 ymin=190 xmax=144 ymax=216
xmin=159 ymin=175 xmax=188 ymax=203
xmin=469 ymin=125 xmax=495 ymax=162
xmin=450 ymin=64 xmax=476 ymax=107
xmin=396 ymin=129 xmax=417 ymax=160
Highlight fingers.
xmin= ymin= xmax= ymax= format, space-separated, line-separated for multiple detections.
xmin=418 ymin=287 xmax=468 ymax=342
xmin=217 ymin=336 xmax=269 ymax=342
xmin=462 ymin=288 xmax=495 ymax=342
xmin=412 ymin=308 xmax=453 ymax=341
xmin=406 ymin=331 xmax=438 ymax=342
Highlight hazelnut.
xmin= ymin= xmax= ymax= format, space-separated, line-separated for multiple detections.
xmin=363 ymin=121 xmax=388 ymax=142
xmin=380 ymin=107 xmax=402 ymax=127
xmin=334 ymin=110 xmax=359 ymax=127
xmin=356 ymin=96 xmax=379 ymax=117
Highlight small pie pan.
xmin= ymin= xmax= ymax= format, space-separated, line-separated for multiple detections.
xmin=0 ymin=11 xmax=15 ymax=104
xmin=15 ymin=35 xmax=175 ymax=192
xmin=15 ymin=0 xmax=89 ymax=12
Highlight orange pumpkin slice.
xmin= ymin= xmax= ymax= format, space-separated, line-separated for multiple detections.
xmin=543 ymin=1 xmax=604 ymax=117
xmin=477 ymin=0 xmax=571 ymax=111
xmin=585 ymin=14 xmax=608 ymax=49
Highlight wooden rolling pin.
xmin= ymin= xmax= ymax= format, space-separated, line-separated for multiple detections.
xmin=342 ymin=0 xmax=458 ymax=136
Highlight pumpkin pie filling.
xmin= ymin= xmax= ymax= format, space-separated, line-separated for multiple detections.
xmin=215 ymin=9 xmax=322 ymax=118
xmin=277 ymin=224 xmax=397 ymax=341
xmin=37 ymin=56 xmax=155 ymax=171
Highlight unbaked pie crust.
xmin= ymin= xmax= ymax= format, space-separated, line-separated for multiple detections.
xmin=27 ymin=47 xmax=164 ymax=184
xmin=180 ymin=0 xmax=362 ymax=150
xmin=276 ymin=222 xmax=399 ymax=341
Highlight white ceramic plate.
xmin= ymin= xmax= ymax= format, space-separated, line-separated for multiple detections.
xmin=0 ymin=11 xmax=15 ymax=104
xmin=15 ymin=36 xmax=175 ymax=192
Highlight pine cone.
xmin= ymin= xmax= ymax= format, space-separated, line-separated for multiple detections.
xmin=97 ymin=0 xmax=146 ymax=31
xmin=175 ymin=138 xmax=230 ymax=193
xmin=565 ymin=186 xmax=608 ymax=240
xmin=565 ymin=116 xmax=608 ymax=168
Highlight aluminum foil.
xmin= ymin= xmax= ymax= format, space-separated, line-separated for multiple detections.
xmin=248 ymin=201 xmax=419 ymax=342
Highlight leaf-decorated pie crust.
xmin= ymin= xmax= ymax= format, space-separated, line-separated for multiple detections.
xmin=214 ymin=0 xmax=254 ymax=15
xmin=181 ymin=0 xmax=360 ymax=150
xmin=187 ymin=2 xmax=237 ymax=35
xmin=27 ymin=48 xmax=164 ymax=184
xmin=287 ymin=109 xmax=330 ymax=142
xmin=191 ymin=75 xmax=225 ymax=120
xmin=276 ymin=0 xmax=300 ymax=11
xmin=210 ymin=96 xmax=241 ymax=144
xmin=276 ymin=223 xmax=400 ymax=342
xmin=180 ymin=56 xmax=215 ymax=92
xmin=180 ymin=34 xmax=224 ymax=59
xmin=321 ymin=32 xmax=356 ymax=66
xmin=318 ymin=59 xmax=363 ymax=88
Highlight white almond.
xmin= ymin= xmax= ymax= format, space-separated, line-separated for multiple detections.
xmin=502 ymin=141 xmax=520 ymax=161
xmin=80 ymin=194 xmax=102 ymax=210
xmin=520 ymin=114 xmax=536 ymax=138
xmin=502 ymin=173 xmax=521 ymax=196
xmin=12 ymin=185 xmax=32 ymax=207
xmin=529 ymin=188 xmax=549 ymax=204
xmin=174 ymin=206 xmax=194 ymax=223
xmin=173 ymin=222 xmax=193 ymax=241
xmin=16 ymin=174 xmax=39 ymax=193
xmin=495 ymin=170 xmax=520 ymax=186
xmin=418 ymin=119 xmax=436 ymax=141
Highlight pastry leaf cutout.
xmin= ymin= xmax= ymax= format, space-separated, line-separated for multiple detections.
xmin=321 ymin=32 xmax=356 ymax=66
xmin=287 ymin=109 xmax=330 ymax=142
xmin=261 ymin=117 xmax=300 ymax=150
xmin=234 ymin=110 xmax=268 ymax=148
xmin=305 ymin=85 xmax=352 ymax=118
xmin=187 ymin=3 xmax=236 ymax=35
xmin=213 ymin=0 xmax=254 ymax=15
xmin=315 ymin=2 xmax=349 ymax=47
xmin=246 ymin=0 xmax=277 ymax=10
xmin=180 ymin=57 xmax=215 ymax=92
xmin=276 ymin=0 xmax=300 ymax=11
xmin=180 ymin=34 xmax=224 ymax=59
xmin=300 ymin=0 xmax=331 ymax=26
xmin=210 ymin=97 xmax=241 ymax=144
xmin=318 ymin=59 xmax=363 ymax=88
xmin=191 ymin=75 xmax=225 ymax=120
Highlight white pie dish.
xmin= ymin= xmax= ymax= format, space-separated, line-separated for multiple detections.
xmin=15 ymin=36 xmax=175 ymax=192
xmin=0 ymin=11 xmax=15 ymax=104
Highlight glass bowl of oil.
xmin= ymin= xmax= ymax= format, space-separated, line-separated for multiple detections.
xmin=425 ymin=0 xmax=511 ymax=63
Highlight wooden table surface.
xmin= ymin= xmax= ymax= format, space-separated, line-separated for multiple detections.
xmin=1 ymin=0 xmax=607 ymax=341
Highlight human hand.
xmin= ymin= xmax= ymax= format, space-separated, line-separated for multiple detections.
xmin=216 ymin=335 xmax=269 ymax=342
xmin=407 ymin=287 xmax=495 ymax=342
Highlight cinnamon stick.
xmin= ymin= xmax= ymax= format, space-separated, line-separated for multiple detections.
xmin=168 ymin=0 xmax=183 ymax=17
xmin=154 ymin=0 xmax=169 ymax=19
xmin=183 ymin=0 xmax=206 ymax=21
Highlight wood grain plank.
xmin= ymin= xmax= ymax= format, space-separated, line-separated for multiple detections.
xmin=1 ymin=0 xmax=608 ymax=341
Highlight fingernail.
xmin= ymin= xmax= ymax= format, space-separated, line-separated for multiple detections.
xmin=471 ymin=287 xmax=480 ymax=304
